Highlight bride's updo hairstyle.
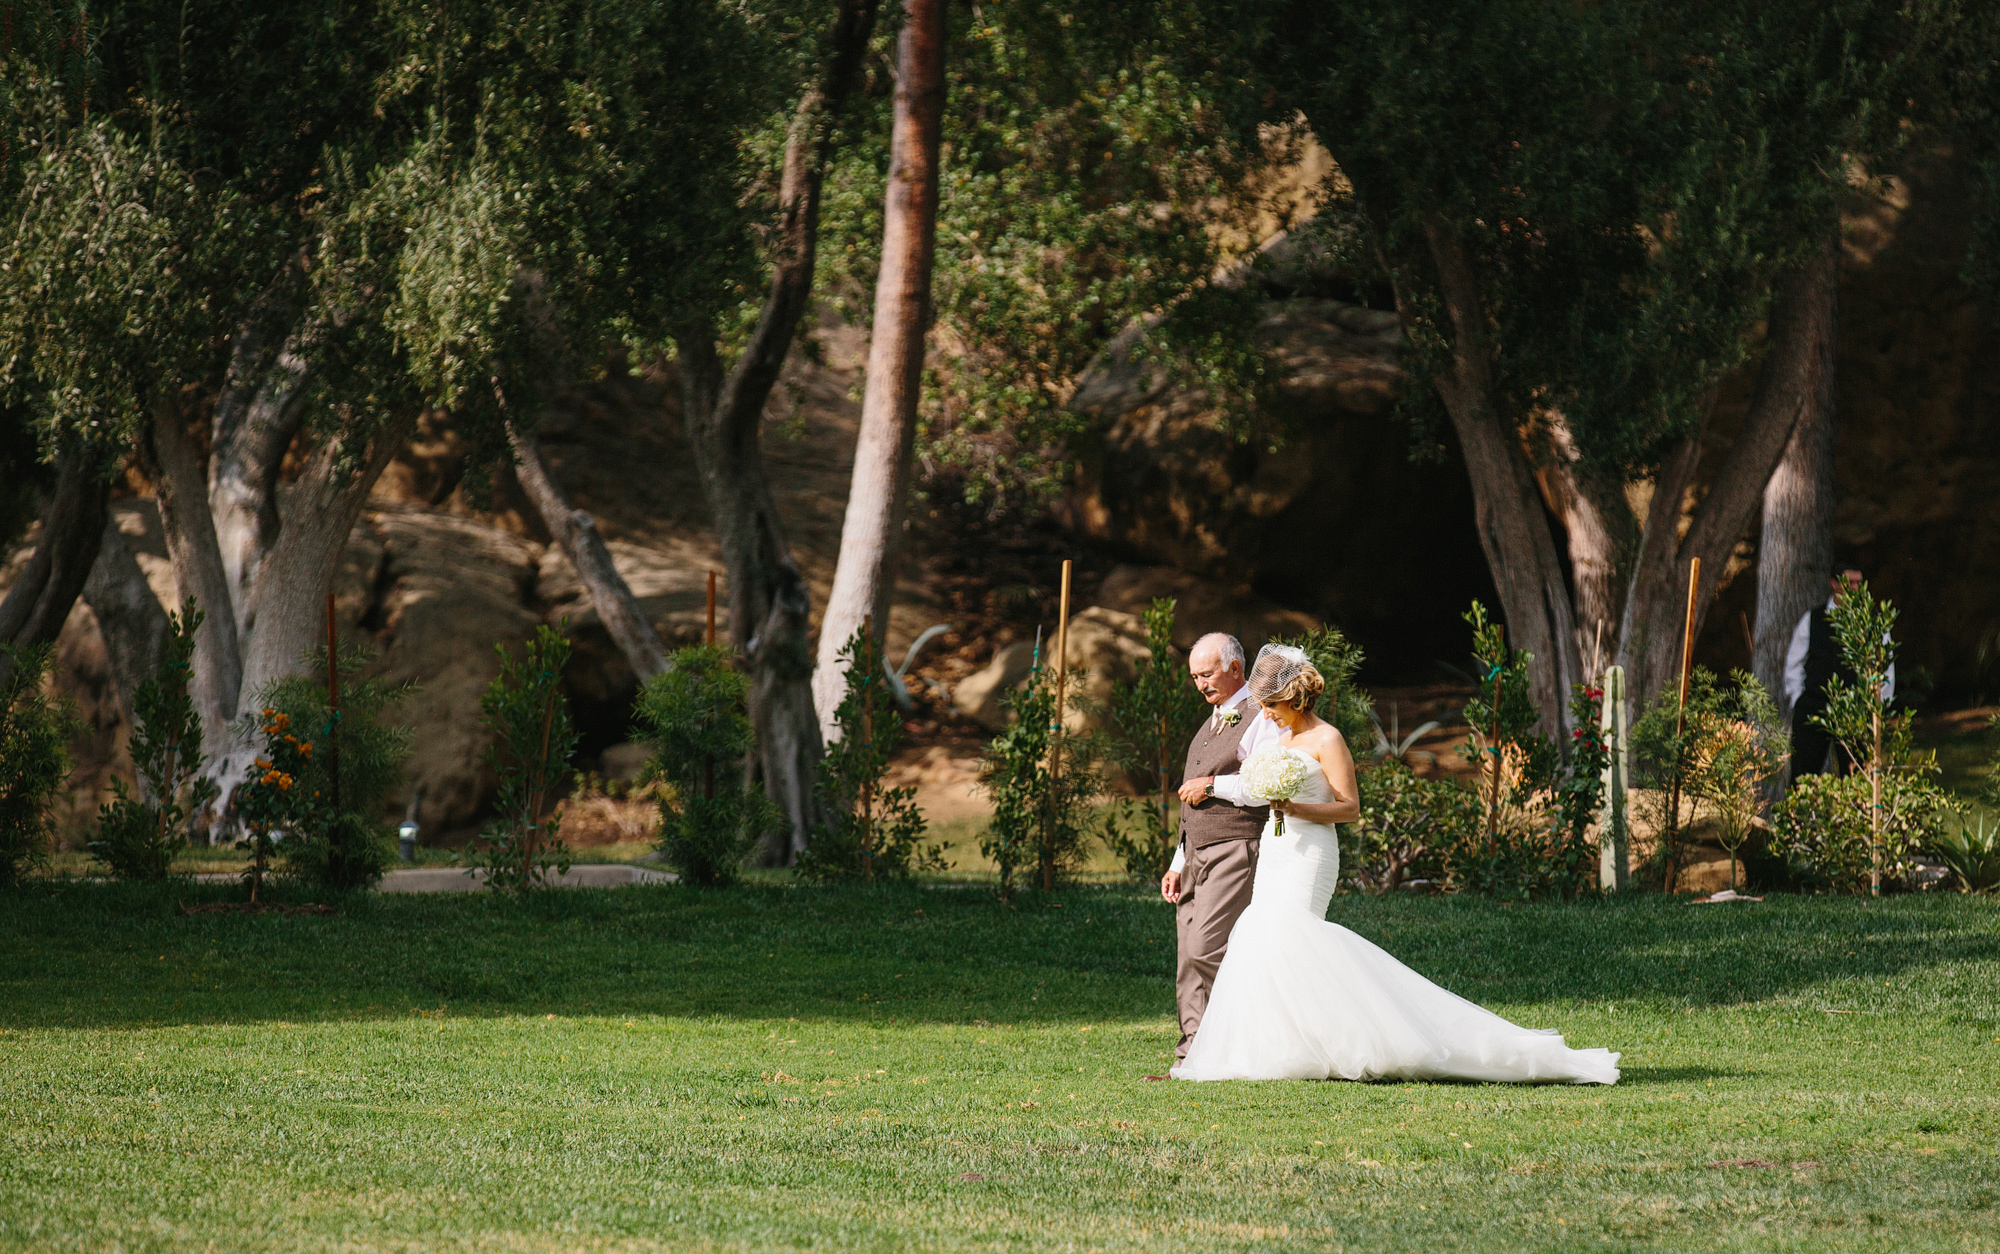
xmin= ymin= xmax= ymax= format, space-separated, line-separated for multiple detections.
xmin=1247 ymin=644 xmax=1325 ymax=713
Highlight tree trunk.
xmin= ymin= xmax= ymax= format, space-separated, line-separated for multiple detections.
xmin=81 ymin=515 xmax=170 ymax=741
xmin=1615 ymin=240 xmax=1839 ymax=714
xmin=1411 ymin=220 xmax=1580 ymax=737
xmin=209 ymin=334 xmax=310 ymax=643
xmin=508 ymin=421 xmax=671 ymax=680
xmin=812 ymin=0 xmax=947 ymax=742
xmin=0 ymin=442 xmax=110 ymax=687
xmin=1537 ymin=417 xmax=1634 ymax=676
xmin=212 ymin=411 xmax=417 ymax=806
xmin=145 ymin=404 xmax=244 ymax=759
xmin=1754 ymin=237 xmax=1838 ymax=725
xmin=671 ymin=0 xmax=878 ymax=863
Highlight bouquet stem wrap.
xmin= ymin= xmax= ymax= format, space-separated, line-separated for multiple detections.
xmin=1241 ymin=745 xmax=1312 ymax=838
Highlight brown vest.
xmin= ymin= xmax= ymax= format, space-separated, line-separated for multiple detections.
xmin=1180 ymin=709 xmax=1265 ymax=848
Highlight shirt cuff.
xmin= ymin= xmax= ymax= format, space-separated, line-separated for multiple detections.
xmin=1169 ymin=844 xmax=1186 ymax=875
xmin=1209 ymin=773 xmax=1263 ymax=808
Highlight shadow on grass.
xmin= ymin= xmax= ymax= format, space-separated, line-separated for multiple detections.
xmin=2 ymin=878 xmax=1996 ymax=1032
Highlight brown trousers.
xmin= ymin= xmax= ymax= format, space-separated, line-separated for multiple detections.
xmin=1174 ymin=835 xmax=1260 ymax=1058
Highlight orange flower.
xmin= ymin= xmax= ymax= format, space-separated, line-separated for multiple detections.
xmin=298 ymin=743 xmax=313 ymax=757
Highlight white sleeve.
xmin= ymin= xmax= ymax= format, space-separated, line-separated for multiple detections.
xmin=1210 ymin=713 xmax=1276 ymax=808
xmin=1169 ymin=843 xmax=1185 ymax=875
xmin=1783 ymin=612 xmax=1811 ymax=709
xmin=1882 ymin=654 xmax=1896 ymax=705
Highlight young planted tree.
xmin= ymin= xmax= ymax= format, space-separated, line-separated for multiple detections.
xmin=979 ymin=668 xmax=1102 ymax=899
xmin=0 ymin=641 xmax=77 ymax=886
xmin=798 ymin=625 xmax=944 ymax=881
xmin=469 ymin=626 xmax=577 ymax=892
xmin=1683 ymin=673 xmax=1789 ymax=892
xmin=1812 ymin=582 xmax=1928 ymax=896
xmin=1099 ymin=599 xmax=1210 ymax=881
xmin=90 ymin=602 xmax=216 ymax=880
xmin=635 ymin=645 xmax=781 ymax=887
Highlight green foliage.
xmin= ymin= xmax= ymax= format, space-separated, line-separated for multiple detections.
xmin=821 ymin=4 xmax=1280 ymax=511
xmin=1098 ymin=599 xmax=1208 ymax=881
xmin=1769 ymin=767 xmax=1952 ymax=893
xmin=0 ymin=641 xmax=76 ymax=886
xmin=89 ymin=602 xmax=215 ymax=881
xmin=1347 ymin=760 xmax=1475 ymax=894
xmin=1812 ymin=582 xmax=1905 ymax=762
xmin=798 ymin=628 xmax=945 ymax=882
xmin=1630 ymin=667 xmax=1788 ymax=890
xmin=1983 ymin=714 xmax=2000 ymax=812
xmin=1459 ymin=601 xmax=1556 ymax=793
xmin=979 ymin=669 xmax=1104 ymax=897
xmin=1932 ymin=810 xmax=2000 ymax=894
xmin=634 ymin=645 xmax=778 ymax=888
xmin=466 ymin=626 xmax=576 ymax=892
xmin=235 ymin=642 xmax=413 ymax=895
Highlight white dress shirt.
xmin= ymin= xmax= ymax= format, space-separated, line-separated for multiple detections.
xmin=1783 ymin=596 xmax=1896 ymax=712
xmin=1167 ymin=685 xmax=1278 ymax=875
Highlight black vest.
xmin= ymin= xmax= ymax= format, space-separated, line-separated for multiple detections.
xmin=1796 ymin=606 xmax=1855 ymax=714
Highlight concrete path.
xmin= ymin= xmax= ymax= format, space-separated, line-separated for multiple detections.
xmin=192 ymin=864 xmax=676 ymax=892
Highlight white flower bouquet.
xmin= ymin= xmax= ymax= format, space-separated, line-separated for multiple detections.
xmin=1241 ymin=744 xmax=1312 ymax=838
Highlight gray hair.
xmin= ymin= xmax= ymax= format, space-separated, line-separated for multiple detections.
xmin=1191 ymin=632 xmax=1245 ymax=670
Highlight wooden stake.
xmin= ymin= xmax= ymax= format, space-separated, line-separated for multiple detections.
xmin=860 ymin=614 xmax=875 ymax=881
xmin=1045 ymin=559 xmax=1073 ymax=891
xmin=1485 ymin=626 xmax=1506 ymax=852
xmin=704 ymin=569 xmax=718 ymax=801
xmin=325 ymin=592 xmax=341 ymax=816
xmin=1664 ymin=557 xmax=1701 ymax=894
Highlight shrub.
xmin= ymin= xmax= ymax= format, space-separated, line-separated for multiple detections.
xmin=1347 ymin=759 xmax=1473 ymax=893
xmin=235 ymin=641 xmax=413 ymax=894
xmin=1811 ymin=581 xmax=1922 ymax=895
xmin=797 ymin=626 xmax=945 ymax=881
xmin=1770 ymin=766 xmax=1950 ymax=892
xmin=465 ymin=625 xmax=577 ymax=892
xmin=1631 ymin=668 xmax=1787 ymax=892
xmin=1098 ymin=598 xmax=1208 ymax=882
xmin=0 ymin=641 xmax=77 ymax=886
xmin=1444 ymin=604 xmax=1601 ymax=900
xmin=1932 ymin=810 xmax=2000 ymax=894
xmin=635 ymin=644 xmax=779 ymax=887
xmin=90 ymin=602 xmax=215 ymax=881
xmin=979 ymin=664 xmax=1102 ymax=897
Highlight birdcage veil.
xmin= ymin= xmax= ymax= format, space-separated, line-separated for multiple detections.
xmin=1247 ymin=644 xmax=1315 ymax=705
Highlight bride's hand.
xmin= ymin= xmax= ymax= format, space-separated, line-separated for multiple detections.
xmin=1268 ymin=798 xmax=1290 ymax=816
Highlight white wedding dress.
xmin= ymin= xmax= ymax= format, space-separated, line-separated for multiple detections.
xmin=1173 ymin=746 xmax=1619 ymax=1084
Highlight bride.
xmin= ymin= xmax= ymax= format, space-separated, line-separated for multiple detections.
xmin=1172 ymin=645 xmax=1620 ymax=1085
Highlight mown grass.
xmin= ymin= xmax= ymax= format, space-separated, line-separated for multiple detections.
xmin=3 ymin=880 xmax=1997 ymax=1252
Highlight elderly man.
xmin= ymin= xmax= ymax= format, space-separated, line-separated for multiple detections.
xmin=1152 ymin=632 xmax=1278 ymax=1073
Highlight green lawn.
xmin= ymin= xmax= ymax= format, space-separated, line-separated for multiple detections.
xmin=3 ymin=881 xmax=1997 ymax=1252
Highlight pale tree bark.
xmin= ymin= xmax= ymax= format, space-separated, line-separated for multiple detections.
xmin=209 ymin=333 xmax=311 ymax=644
xmin=1410 ymin=220 xmax=1581 ymax=737
xmin=209 ymin=410 xmax=418 ymax=805
xmin=508 ymin=420 xmax=670 ymax=679
xmin=812 ymin=0 xmax=947 ymax=742
xmin=146 ymin=403 xmax=244 ymax=759
xmin=0 ymin=442 xmax=110 ymax=689
xmin=1537 ymin=415 xmax=1635 ymax=674
xmin=672 ymin=0 xmax=877 ymax=862
xmin=1614 ymin=241 xmax=1839 ymax=714
xmin=81 ymin=516 xmax=170 ymax=739
xmin=1754 ymin=234 xmax=1838 ymax=718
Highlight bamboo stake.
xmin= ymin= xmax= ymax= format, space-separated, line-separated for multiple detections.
xmin=1870 ymin=706 xmax=1883 ymax=897
xmin=1045 ymin=560 xmax=1073 ymax=891
xmin=860 ymin=613 xmax=876 ymax=881
xmin=1485 ymin=626 xmax=1506 ymax=853
xmin=1664 ymin=557 xmax=1701 ymax=894
xmin=704 ymin=570 xmax=717 ymax=802
xmin=325 ymin=592 xmax=341 ymax=816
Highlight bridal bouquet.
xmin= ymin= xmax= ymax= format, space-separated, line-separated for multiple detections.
xmin=1241 ymin=745 xmax=1311 ymax=838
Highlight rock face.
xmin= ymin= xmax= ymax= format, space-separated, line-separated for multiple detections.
xmin=1064 ymin=298 xmax=1498 ymax=678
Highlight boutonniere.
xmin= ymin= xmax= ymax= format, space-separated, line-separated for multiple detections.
xmin=1219 ymin=708 xmax=1242 ymax=729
